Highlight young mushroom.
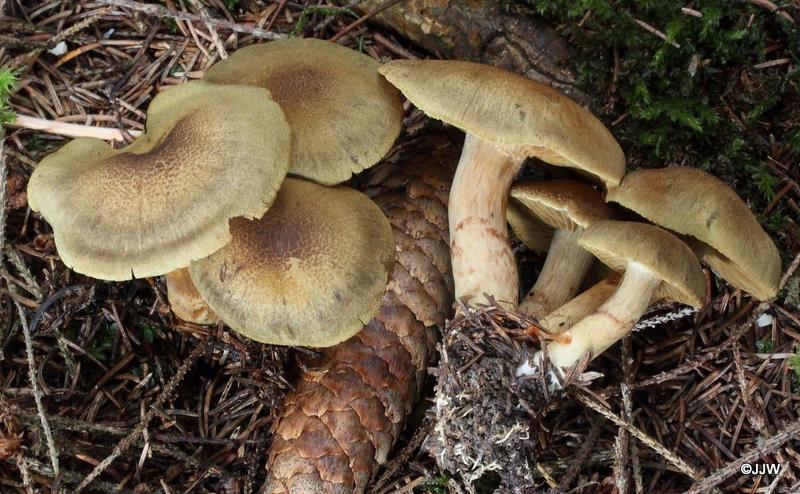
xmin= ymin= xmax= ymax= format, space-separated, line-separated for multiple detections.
xmin=606 ymin=166 xmax=781 ymax=300
xmin=511 ymin=179 xmax=614 ymax=318
xmin=27 ymin=81 xmax=291 ymax=280
xmin=379 ymin=60 xmax=625 ymax=307
xmin=187 ymin=178 xmax=395 ymax=347
xmin=542 ymin=221 xmax=707 ymax=370
xmin=204 ymin=38 xmax=404 ymax=185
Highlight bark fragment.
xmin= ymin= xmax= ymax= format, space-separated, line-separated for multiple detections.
xmin=351 ymin=0 xmax=589 ymax=105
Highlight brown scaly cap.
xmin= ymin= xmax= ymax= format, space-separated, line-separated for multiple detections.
xmin=189 ymin=178 xmax=395 ymax=347
xmin=511 ymin=179 xmax=613 ymax=231
xmin=204 ymin=38 xmax=404 ymax=185
xmin=379 ymin=59 xmax=625 ymax=187
xmin=606 ymin=166 xmax=781 ymax=300
xmin=27 ymin=81 xmax=291 ymax=281
xmin=579 ymin=221 xmax=707 ymax=307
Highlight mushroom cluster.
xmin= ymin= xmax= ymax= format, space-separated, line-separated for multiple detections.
xmin=29 ymin=37 xmax=404 ymax=349
xmin=376 ymin=58 xmax=780 ymax=490
xmin=27 ymin=36 xmax=782 ymax=493
xmin=378 ymin=58 xmax=780 ymax=380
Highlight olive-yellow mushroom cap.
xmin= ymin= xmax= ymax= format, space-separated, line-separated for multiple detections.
xmin=27 ymin=81 xmax=291 ymax=281
xmin=379 ymin=60 xmax=625 ymax=188
xmin=188 ymin=178 xmax=395 ymax=347
xmin=606 ymin=167 xmax=780 ymax=300
xmin=579 ymin=221 xmax=707 ymax=308
xmin=511 ymin=179 xmax=613 ymax=231
xmin=204 ymin=38 xmax=403 ymax=185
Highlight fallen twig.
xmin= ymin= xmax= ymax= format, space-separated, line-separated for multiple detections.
xmin=558 ymin=415 xmax=602 ymax=491
xmin=96 ymin=0 xmax=284 ymax=40
xmin=574 ymin=388 xmax=708 ymax=484
xmin=633 ymin=18 xmax=681 ymax=48
xmin=683 ymin=419 xmax=800 ymax=493
xmin=630 ymin=300 xmax=760 ymax=389
xmin=0 ymin=127 xmax=7 ymax=260
xmin=15 ymin=300 xmax=60 ymax=483
xmin=8 ymin=114 xmax=140 ymax=141
xmin=74 ymin=339 xmax=208 ymax=492
xmin=329 ymin=0 xmax=405 ymax=42
xmin=187 ymin=0 xmax=228 ymax=60
xmin=742 ymin=0 xmax=795 ymax=23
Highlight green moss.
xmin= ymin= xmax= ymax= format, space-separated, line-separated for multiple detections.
xmin=163 ymin=17 xmax=179 ymax=34
xmin=424 ymin=475 xmax=450 ymax=493
xmin=0 ymin=67 xmax=18 ymax=126
xmin=756 ymin=338 xmax=774 ymax=353
xmin=791 ymin=346 xmax=800 ymax=380
xmin=527 ymin=1 xmax=799 ymax=233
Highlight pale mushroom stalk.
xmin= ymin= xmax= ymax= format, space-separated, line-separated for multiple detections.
xmin=165 ymin=268 xmax=218 ymax=325
xmin=536 ymin=274 xmax=620 ymax=334
xmin=518 ymin=228 xmax=595 ymax=317
xmin=449 ymin=134 xmax=523 ymax=308
xmin=379 ymin=60 xmax=626 ymax=308
xmin=546 ymin=262 xmax=660 ymax=368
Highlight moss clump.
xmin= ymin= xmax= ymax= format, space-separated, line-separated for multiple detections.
xmin=526 ymin=1 xmax=799 ymax=234
xmin=0 ymin=68 xmax=18 ymax=126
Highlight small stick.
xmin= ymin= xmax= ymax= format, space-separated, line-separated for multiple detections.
xmin=15 ymin=300 xmax=61 ymax=481
xmin=681 ymin=7 xmax=703 ymax=18
xmin=96 ymin=0 xmax=284 ymax=40
xmin=743 ymin=0 xmax=795 ymax=23
xmin=631 ymin=301 xmax=762 ymax=389
xmin=15 ymin=454 xmax=35 ymax=494
xmin=329 ymin=0 xmax=405 ymax=43
xmin=684 ymin=419 xmax=800 ymax=493
xmin=0 ymin=128 xmax=7 ymax=259
xmin=574 ymin=388 xmax=707 ymax=483
xmin=752 ymin=58 xmax=792 ymax=69
xmin=633 ymin=18 xmax=681 ymax=48
xmin=74 ymin=339 xmax=208 ymax=492
xmin=187 ymin=0 xmax=228 ymax=60
xmin=7 ymin=114 xmax=141 ymax=141
xmin=615 ymin=339 xmax=633 ymax=494
xmin=557 ymin=415 xmax=602 ymax=491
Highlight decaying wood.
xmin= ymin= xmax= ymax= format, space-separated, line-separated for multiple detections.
xmin=261 ymin=132 xmax=458 ymax=493
xmin=350 ymin=0 xmax=590 ymax=105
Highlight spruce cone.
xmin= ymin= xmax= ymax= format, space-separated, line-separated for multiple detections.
xmin=262 ymin=131 xmax=458 ymax=493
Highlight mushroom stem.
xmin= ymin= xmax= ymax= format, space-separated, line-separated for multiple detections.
xmin=449 ymin=133 xmax=523 ymax=308
xmin=518 ymin=229 xmax=595 ymax=318
xmin=546 ymin=262 xmax=661 ymax=369
xmin=165 ymin=269 xmax=218 ymax=325
xmin=537 ymin=274 xmax=621 ymax=334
